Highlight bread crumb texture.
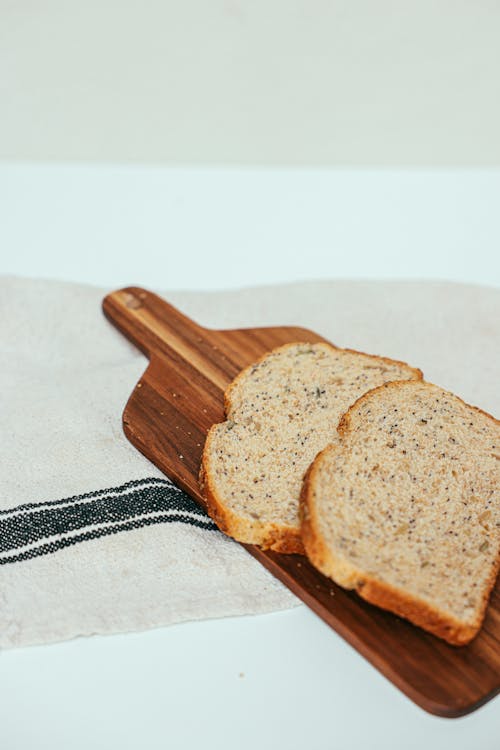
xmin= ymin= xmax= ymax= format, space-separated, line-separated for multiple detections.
xmin=201 ymin=342 xmax=421 ymax=552
xmin=303 ymin=380 xmax=500 ymax=644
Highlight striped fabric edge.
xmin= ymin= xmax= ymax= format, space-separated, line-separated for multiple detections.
xmin=0 ymin=477 xmax=219 ymax=565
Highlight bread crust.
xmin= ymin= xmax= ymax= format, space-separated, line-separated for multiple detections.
xmin=200 ymin=430 xmax=305 ymax=553
xmin=224 ymin=342 xmax=423 ymax=417
xmin=337 ymin=379 xmax=500 ymax=435
xmin=301 ymin=381 xmax=500 ymax=646
xmin=200 ymin=341 xmax=422 ymax=555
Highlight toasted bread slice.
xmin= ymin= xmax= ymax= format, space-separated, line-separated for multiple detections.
xmin=301 ymin=380 xmax=500 ymax=645
xmin=200 ymin=342 xmax=421 ymax=553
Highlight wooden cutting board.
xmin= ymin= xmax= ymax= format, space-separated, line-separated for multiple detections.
xmin=102 ymin=286 xmax=500 ymax=718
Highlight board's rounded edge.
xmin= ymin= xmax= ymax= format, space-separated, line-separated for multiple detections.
xmin=244 ymin=545 xmax=500 ymax=719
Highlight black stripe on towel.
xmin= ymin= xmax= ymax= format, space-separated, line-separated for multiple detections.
xmin=0 ymin=478 xmax=218 ymax=565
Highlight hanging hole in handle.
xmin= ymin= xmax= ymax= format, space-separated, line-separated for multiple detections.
xmin=123 ymin=291 xmax=144 ymax=310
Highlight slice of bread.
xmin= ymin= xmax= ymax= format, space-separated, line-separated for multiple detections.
xmin=200 ymin=342 xmax=422 ymax=553
xmin=301 ymin=380 xmax=500 ymax=645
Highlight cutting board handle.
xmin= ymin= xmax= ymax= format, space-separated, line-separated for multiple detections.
xmin=102 ymin=286 xmax=207 ymax=360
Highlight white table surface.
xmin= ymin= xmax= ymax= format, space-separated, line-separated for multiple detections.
xmin=0 ymin=165 xmax=499 ymax=750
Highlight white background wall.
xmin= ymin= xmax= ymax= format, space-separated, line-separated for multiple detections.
xmin=2 ymin=0 xmax=500 ymax=165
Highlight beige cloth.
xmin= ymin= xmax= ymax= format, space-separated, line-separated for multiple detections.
xmin=1 ymin=276 xmax=498 ymax=649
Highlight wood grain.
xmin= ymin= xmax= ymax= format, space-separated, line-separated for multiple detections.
xmin=102 ymin=286 xmax=500 ymax=718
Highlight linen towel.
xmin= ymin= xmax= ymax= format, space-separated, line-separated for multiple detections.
xmin=1 ymin=276 xmax=499 ymax=649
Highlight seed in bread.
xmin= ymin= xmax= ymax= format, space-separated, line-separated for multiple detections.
xmin=300 ymin=380 xmax=500 ymax=645
xmin=200 ymin=341 xmax=422 ymax=553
